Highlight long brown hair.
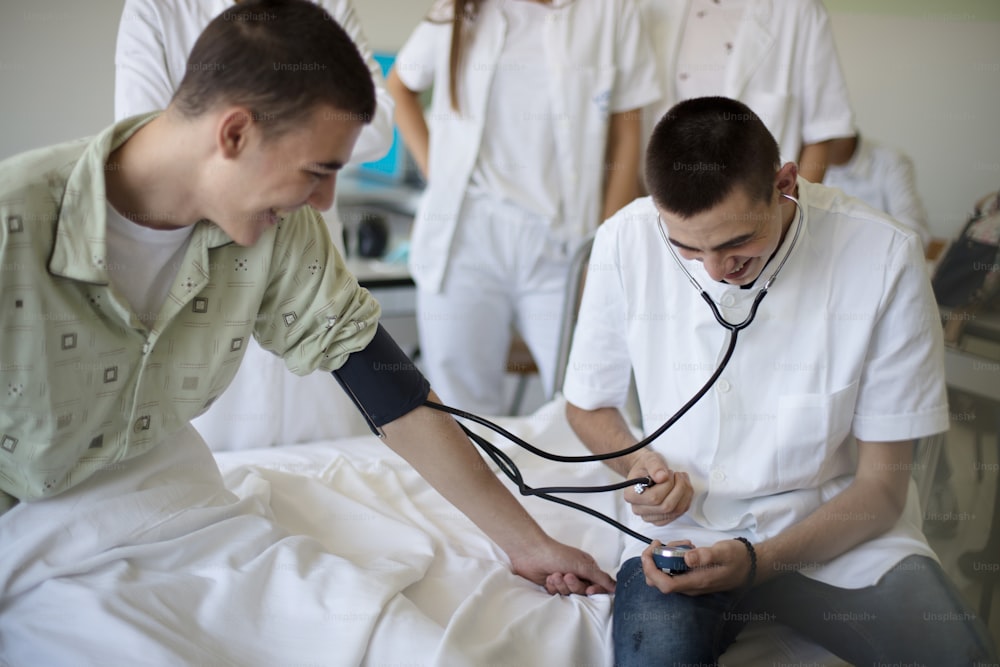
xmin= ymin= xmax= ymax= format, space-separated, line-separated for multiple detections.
xmin=427 ymin=0 xmax=485 ymax=112
xmin=430 ymin=0 xmax=563 ymax=112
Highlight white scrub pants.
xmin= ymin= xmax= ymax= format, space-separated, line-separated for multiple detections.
xmin=417 ymin=193 xmax=572 ymax=416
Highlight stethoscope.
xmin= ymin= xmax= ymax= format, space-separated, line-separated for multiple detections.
xmin=425 ymin=193 xmax=804 ymax=545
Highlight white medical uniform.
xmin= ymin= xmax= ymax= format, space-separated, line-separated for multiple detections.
xmin=824 ymin=136 xmax=932 ymax=249
xmin=113 ymin=0 xmax=394 ymax=449
xmin=638 ymin=0 xmax=855 ymax=167
xmin=396 ymin=0 xmax=661 ymax=414
xmin=563 ymin=179 xmax=949 ymax=589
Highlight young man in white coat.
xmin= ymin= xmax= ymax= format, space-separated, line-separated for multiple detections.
xmin=560 ymin=96 xmax=997 ymax=665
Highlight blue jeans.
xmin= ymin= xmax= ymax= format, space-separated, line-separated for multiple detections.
xmin=613 ymin=555 xmax=998 ymax=666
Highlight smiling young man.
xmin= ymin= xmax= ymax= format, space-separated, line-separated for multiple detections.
xmin=0 ymin=1 xmax=613 ymax=662
xmin=561 ymin=97 xmax=997 ymax=664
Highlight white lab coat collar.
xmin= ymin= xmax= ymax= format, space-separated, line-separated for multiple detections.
xmin=651 ymin=0 xmax=777 ymax=103
xmin=723 ymin=0 xmax=775 ymax=99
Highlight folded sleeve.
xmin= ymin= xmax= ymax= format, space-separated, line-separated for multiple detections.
xmin=114 ymin=0 xmax=174 ymax=119
xmin=609 ymin=0 xmax=665 ymax=114
xmin=797 ymin=0 xmax=855 ymax=145
xmin=254 ymin=209 xmax=381 ymax=374
xmin=853 ymin=233 xmax=949 ymax=441
xmin=394 ymin=19 xmax=442 ymax=93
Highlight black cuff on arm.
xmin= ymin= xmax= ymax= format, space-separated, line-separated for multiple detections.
xmin=332 ymin=324 xmax=430 ymax=437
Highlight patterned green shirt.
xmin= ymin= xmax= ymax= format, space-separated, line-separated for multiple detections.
xmin=0 ymin=115 xmax=380 ymax=513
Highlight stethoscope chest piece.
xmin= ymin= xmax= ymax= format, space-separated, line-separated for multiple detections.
xmin=657 ymin=192 xmax=803 ymax=333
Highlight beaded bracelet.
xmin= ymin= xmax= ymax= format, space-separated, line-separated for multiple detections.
xmin=733 ymin=537 xmax=757 ymax=589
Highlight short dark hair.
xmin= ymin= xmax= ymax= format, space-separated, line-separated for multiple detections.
xmin=645 ymin=97 xmax=780 ymax=217
xmin=172 ymin=0 xmax=375 ymax=138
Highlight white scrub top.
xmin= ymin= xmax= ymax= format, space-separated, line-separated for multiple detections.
xmin=638 ymin=0 xmax=855 ymax=166
xmin=395 ymin=0 xmax=662 ymax=293
xmin=564 ymin=180 xmax=949 ymax=589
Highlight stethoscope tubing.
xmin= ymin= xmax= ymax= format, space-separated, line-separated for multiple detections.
xmin=424 ymin=194 xmax=804 ymax=544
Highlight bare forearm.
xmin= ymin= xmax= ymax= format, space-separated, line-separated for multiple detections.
xmin=386 ymin=69 xmax=430 ymax=177
xmin=566 ymin=402 xmax=638 ymax=478
xmin=380 ymin=395 xmax=548 ymax=556
xmin=755 ymin=440 xmax=913 ymax=581
xmin=602 ymin=110 xmax=641 ymax=222
xmin=797 ymin=141 xmax=831 ymax=183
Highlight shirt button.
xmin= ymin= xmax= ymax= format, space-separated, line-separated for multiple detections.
xmin=142 ymin=342 xmax=151 ymax=355
xmin=721 ymin=293 xmax=736 ymax=307
xmin=717 ymin=379 xmax=731 ymax=393
xmin=133 ymin=415 xmax=151 ymax=433
xmin=711 ymin=470 xmax=726 ymax=482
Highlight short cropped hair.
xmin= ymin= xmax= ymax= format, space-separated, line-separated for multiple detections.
xmin=645 ymin=97 xmax=780 ymax=217
xmin=172 ymin=0 xmax=375 ymax=138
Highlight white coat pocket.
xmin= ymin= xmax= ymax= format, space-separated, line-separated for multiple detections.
xmin=776 ymin=381 xmax=859 ymax=490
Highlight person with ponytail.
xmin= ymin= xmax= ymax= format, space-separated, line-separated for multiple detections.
xmin=387 ymin=0 xmax=661 ymax=416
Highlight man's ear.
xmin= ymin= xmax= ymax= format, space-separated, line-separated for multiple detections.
xmin=217 ymin=108 xmax=255 ymax=159
xmin=775 ymin=161 xmax=799 ymax=196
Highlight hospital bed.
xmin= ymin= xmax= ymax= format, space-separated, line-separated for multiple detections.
xmin=210 ymin=396 xmax=853 ymax=666
xmin=201 ymin=396 xmax=849 ymax=666
xmin=3 ymin=243 xmax=942 ymax=666
xmin=0 ymin=396 xmax=852 ymax=666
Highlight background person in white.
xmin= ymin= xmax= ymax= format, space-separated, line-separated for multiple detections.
xmin=824 ymin=132 xmax=932 ymax=250
xmin=114 ymin=0 xmax=396 ymax=450
xmin=637 ymin=0 xmax=855 ymax=183
xmin=560 ymin=97 xmax=997 ymax=664
xmin=387 ymin=0 xmax=661 ymax=416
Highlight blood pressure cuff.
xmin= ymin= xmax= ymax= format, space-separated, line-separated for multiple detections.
xmin=332 ymin=324 xmax=430 ymax=436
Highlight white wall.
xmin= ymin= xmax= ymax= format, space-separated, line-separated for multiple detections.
xmin=0 ymin=1 xmax=998 ymax=239
xmin=352 ymin=0 xmax=432 ymax=51
xmin=827 ymin=7 xmax=1000 ymax=236
xmin=0 ymin=1 xmax=122 ymax=156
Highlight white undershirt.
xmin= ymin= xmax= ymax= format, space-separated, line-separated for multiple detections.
xmin=468 ymin=0 xmax=561 ymax=222
xmin=675 ymin=0 xmax=747 ymax=101
xmin=105 ymin=204 xmax=194 ymax=327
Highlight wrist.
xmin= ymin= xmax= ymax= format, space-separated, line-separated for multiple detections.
xmin=618 ymin=453 xmax=641 ymax=479
xmin=733 ymin=537 xmax=757 ymax=589
xmin=496 ymin=521 xmax=552 ymax=562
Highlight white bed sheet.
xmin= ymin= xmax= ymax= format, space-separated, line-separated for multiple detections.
xmin=0 ymin=397 xmax=847 ymax=666
xmin=215 ymin=397 xmax=623 ymax=667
